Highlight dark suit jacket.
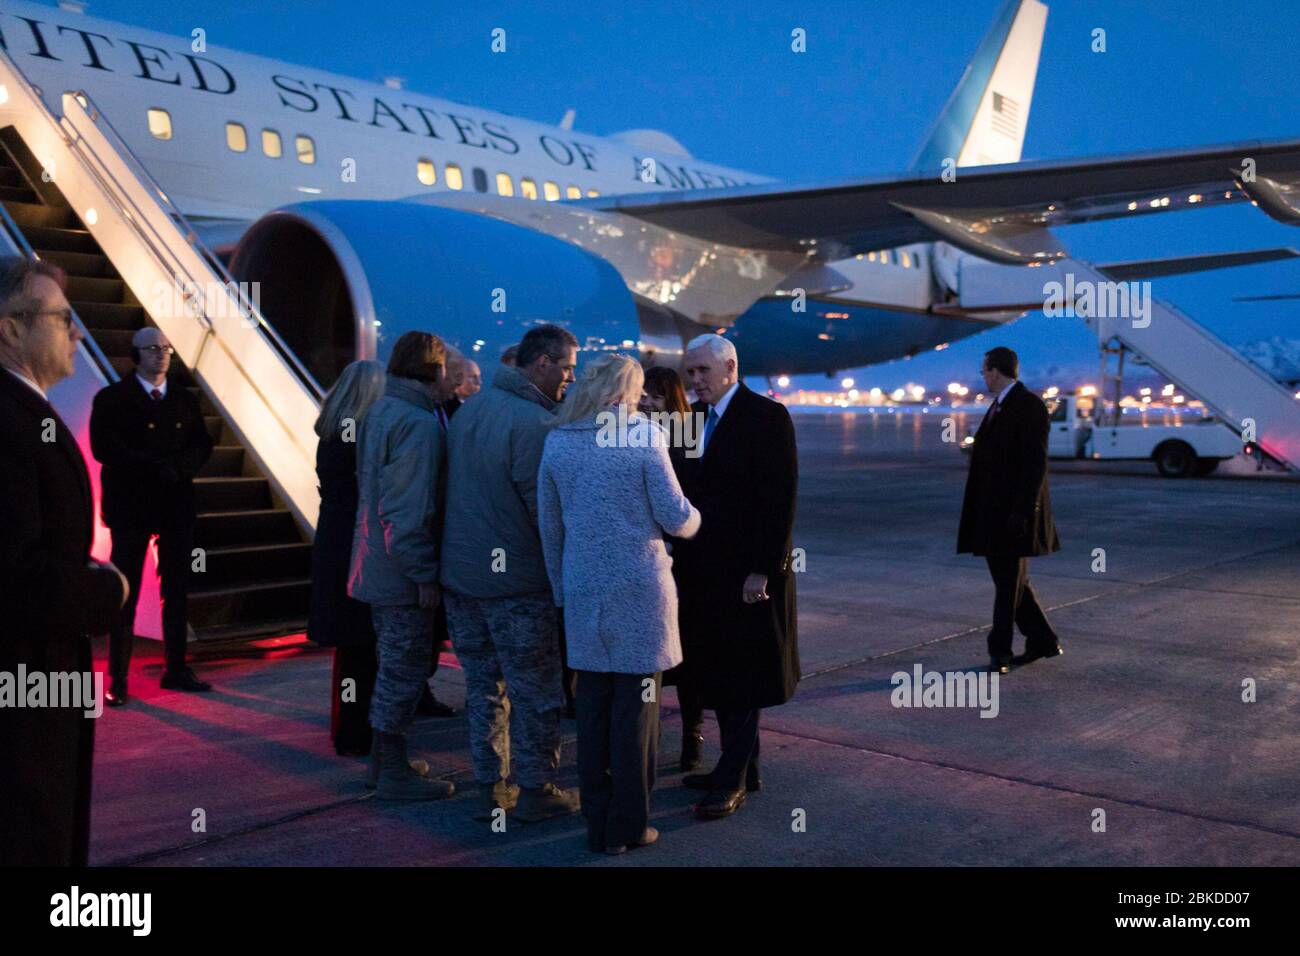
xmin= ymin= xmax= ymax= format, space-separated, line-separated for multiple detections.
xmin=89 ymin=375 xmax=213 ymax=531
xmin=0 ymin=368 xmax=123 ymax=866
xmin=672 ymin=383 xmax=800 ymax=711
xmin=957 ymin=380 xmax=1061 ymax=558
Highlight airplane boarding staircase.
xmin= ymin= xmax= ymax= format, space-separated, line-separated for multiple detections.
xmin=0 ymin=48 xmax=324 ymax=641
xmin=1070 ymin=260 xmax=1300 ymax=471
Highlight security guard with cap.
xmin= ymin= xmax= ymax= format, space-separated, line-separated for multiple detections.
xmin=90 ymin=326 xmax=214 ymax=703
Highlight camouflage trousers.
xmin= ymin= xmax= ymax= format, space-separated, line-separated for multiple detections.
xmin=444 ymin=591 xmax=564 ymax=788
xmin=368 ymin=604 xmax=435 ymax=735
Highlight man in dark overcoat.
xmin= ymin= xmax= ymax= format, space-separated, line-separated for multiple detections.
xmin=958 ymin=345 xmax=1063 ymax=674
xmin=0 ymin=258 xmax=126 ymax=865
xmin=674 ymin=333 xmax=799 ymax=820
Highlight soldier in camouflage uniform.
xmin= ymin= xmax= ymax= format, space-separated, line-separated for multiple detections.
xmin=348 ymin=332 xmax=457 ymax=802
xmin=440 ymin=326 xmax=582 ymax=823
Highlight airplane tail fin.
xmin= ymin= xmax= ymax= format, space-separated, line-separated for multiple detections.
xmin=910 ymin=0 xmax=1048 ymax=172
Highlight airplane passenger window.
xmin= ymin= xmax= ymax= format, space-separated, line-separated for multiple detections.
xmin=881 ymin=250 xmax=891 ymax=265
xmin=147 ymin=108 xmax=172 ymax=140
xmin=586 ymin=189 xmax=600 ymax=197
xmin=868 ymin=251 xmax=877 ymax=262
xmin=543 ymin=181 xmax=560 ymax=201
xmin=444 ymin=163 xmax=463 ymax=189
xmin=226 ymin=122 xmax=247 ymax=152
xmin=262 ymin=129 xmax=283 ymax=158
xmin=520 ymin=178 xmax=538 ymax=200
xmin=417 ymin=159 xmax=437 ymax=186
xmin=496 ymin=172 xmax=514 ymax=196
xmin=295 ymin=135 xmax=315 ymax=164
xmin=565 ymin=185 xmax=581 ymax=199
xmin=472 ymin=167 xmax=488 ymax=192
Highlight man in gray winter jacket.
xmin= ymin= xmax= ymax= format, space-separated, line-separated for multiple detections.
xmin=349 ymin=331 xmax=457 ymax=801
xmin=441 ymin=324 xmax=582 ymax=823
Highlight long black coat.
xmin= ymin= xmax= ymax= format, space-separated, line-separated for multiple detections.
xmin=0 ymin=370 xmax=124 ymax=866
xmin=672 ymin=383 xmax=800 ymax=711
xmin=307 ymin=437 xmax=375 ymax=648
xmin=89 ymin=376 xmax=212 ymax=531
xmin=957 ymin=381 xmax=1061 ymax=558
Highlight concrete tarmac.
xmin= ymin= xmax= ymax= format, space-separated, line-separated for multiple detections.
xmin=87 ymin=411 xmax=1300 ymax=866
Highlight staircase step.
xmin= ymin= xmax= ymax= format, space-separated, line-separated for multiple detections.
xmin=194 ymin=475 xmax=272 ymax=511
xmin=196 ymin=541 xmax=313 ymax=588
xmin=193 ymin=617 xmax=308 ymax=643
xmin=65 ymin=274 xmax=124 ymax=303
xmin=37 ymin=248 xmax=119 ymax=279
xmin=86 ymin=327 xmax=135 ymax=356
xmin=194 ymin=508 xmax=299 ymax=547
xmin=202 ymin=414 xmax=225 ymax=443
xmin=198 ymin=446 xmax=245 ymax=477
xmin=0 ymin=184 xmax=38 ymax=204
xmin=1 ymin=200 xmax=76 ymax=230
xmin=68 ymin=301 xmax=145 ymax=330
xmin=188 ymin=577 xmax=313 ymax=630
xmin=17 ymin=224 xmax=98 ymax=254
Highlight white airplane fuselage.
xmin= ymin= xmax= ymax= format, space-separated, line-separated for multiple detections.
xmin=0 ymin=0 xmax=1011 ymax=377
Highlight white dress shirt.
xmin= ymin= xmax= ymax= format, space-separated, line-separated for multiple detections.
xmin=136 ymin=373 xmax=167 ymax=398
xmin=701 ymin=380 xmax=740 ymax=453
xmin=4 ymin=365 xmax=47 ymax=400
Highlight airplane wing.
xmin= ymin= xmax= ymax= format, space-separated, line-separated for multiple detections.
xmin=584 ymin=139 xmax=1300 ymax=264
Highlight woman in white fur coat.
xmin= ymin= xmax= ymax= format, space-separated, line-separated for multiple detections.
xmin=538 ymin=353 xmax=700 ymax=855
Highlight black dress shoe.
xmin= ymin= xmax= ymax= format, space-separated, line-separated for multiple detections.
xmin=680 ymin=732 xmax=704 ymax=771
xmin=105 ymin=681 xmax=128 ymax=707
xmin=989 ymin=656 xmax=1012 ymax=675
xmin=1012 ymin=644 xmax=1064 ymax=667
xmin=160 ymin=669 xmax=211 ymax=692
xmin=416 ymin=689 xmax=457 ymax=718
xmin=695 ymin=789 xmax=746 ymax=819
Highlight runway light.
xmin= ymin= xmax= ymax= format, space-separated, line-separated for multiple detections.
xmin=841 ymin=377 xmax=854 ymax=389
xmin=1127 ymin=201 xmax=1138 ymax=211
xmin=909 ymin=385 xmax=925 ymax=400
xmin=1045 ymin=386 xmax=1059 ymax=398
xmin=891 ymin=388 xmax=905 ymax=401
xmin=1162 ymin=384 xmax=1175 ymax=396
xmin=1189 ymin=193 xmax=1202 ymax=203
xmin=947 ymin=381 xmax=961 ymax=395
xmin=777 ymin=375 xmax=790 ymax=388
xmin=848 ymin=388 xmax=859 ymax=399
xmin=869 ymin=387 xmax=882 ymax=398
xmin=84 ymin=208 xmax=97 ymax=225
xmin=1079 ymin=385 xmax=1097 ymax=397
xmin=1139 ymin=387 xmax=1152 ymax=396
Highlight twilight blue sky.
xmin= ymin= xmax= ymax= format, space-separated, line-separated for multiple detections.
xmin=85 ymin=0 xmax=1300 ymax=389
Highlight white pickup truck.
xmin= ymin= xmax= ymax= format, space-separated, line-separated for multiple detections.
xmin=1044 ymin=393 xmax=1246 ymax=477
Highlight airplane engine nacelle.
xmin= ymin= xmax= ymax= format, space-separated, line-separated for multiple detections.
xmin=228 ymin=200 xmax=640 ymax=388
